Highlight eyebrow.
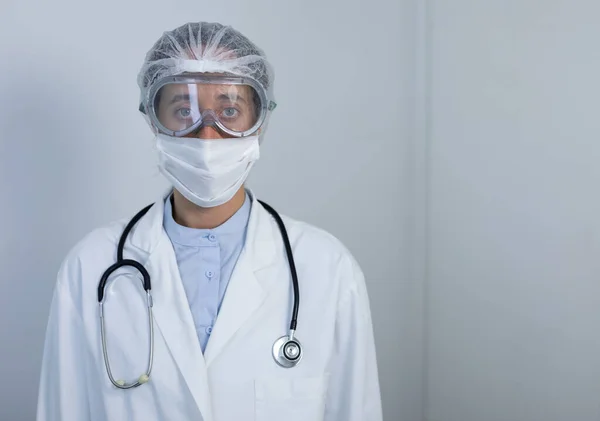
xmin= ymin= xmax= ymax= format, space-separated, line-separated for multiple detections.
xmin=216 ymin=93 xmax=248 ymax=105
xmin=166 ymin=92 xmax=248 ymax=106
xmin=168 ymin=94 xmax=191 ymax=105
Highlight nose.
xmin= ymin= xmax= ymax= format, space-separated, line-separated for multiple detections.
xmin=188 ymin=125 xmax=224 ymax=140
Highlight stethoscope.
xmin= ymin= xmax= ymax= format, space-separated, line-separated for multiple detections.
xmin=97 ymin=200 xmax=302 ymax=390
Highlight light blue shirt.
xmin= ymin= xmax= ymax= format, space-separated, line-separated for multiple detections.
xmin=163 ymin=191 xmax=252 ymax=352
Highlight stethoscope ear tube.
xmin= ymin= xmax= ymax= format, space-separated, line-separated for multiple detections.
xmin=99 ymin=288 xmax=154 ymax=389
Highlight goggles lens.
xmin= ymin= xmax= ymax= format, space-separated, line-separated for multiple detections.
xmin=153 ymin=81 xmax=262 ymax=135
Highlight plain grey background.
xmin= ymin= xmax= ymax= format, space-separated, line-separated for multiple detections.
xmin=0 ymin=0 xmax=412 ymax=420
xmin=426 ymin=1 xmax=600 ymax=420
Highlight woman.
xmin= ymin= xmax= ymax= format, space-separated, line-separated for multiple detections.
xmin=36 ymin=21 xmax=382 ymax=421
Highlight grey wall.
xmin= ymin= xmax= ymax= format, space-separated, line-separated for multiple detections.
xmin=0 ymin=1 xmax=413 ymax=420
xmin=426 ymin=1 xmax=600 ymax=420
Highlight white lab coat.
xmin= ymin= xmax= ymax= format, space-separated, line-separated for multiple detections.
xmin=36 ymin=190 xmax=383 ymax=421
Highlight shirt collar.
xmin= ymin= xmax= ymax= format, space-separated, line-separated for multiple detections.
xmin=163 ymin=190 xmax=252 ymax=246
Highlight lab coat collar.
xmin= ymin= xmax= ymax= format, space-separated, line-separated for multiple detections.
xmin=128 ymin=187 xmax=277 ymax=273
xmin=125 ymin=187 xmax=171 ymax=257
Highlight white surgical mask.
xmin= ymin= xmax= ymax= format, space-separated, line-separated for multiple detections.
xmin=155 ymin=133 xmax=260 ymax=208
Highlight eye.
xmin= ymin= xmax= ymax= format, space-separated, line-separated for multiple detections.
xmin=221 ymin=107 xmax=240 ymax=119
xmin=175 ymin=108 xmax=192 ymax=118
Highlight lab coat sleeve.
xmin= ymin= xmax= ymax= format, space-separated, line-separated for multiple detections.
xmin=324 ymin=254 xmax=383 ymax=421
xmin=36 ymin=275 xmax=93 ymax=421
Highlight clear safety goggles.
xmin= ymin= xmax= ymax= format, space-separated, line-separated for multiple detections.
xmin=141 ymin=74 xmax=276 ymax=138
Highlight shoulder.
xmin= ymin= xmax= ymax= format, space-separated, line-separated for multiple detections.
xmin=63 ymin=218 xmax=128 ymax=265
xmin=281 ymin=214 xmax=356 ymax=260
xmin=281 ymin=215 xmax=377 ymax=322
xmin=55 ymin=218 xmax=129 ymax=296
xmin=264 ymin=209 xmax=376 ymax=326
xmin=274 ymin=212 xmax=366 ymax=293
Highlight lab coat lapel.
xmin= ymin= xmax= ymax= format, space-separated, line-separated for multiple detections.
xmin=146 ymin=239 xmax=213 ymax=420
xmin=203 ymin=193 xmax=278 ymax=367
xmin=127 ymin=190 xmax=213 ymax=421
xmin=203 ymin=252 xmax=265 ymax=367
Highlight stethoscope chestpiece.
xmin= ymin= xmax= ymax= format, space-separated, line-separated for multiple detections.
xmin=272 ymin=332 xmax=303 ymax=368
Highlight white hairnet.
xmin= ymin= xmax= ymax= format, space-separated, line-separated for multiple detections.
xmin=137 ymin=22 xmax=275 ymax=137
